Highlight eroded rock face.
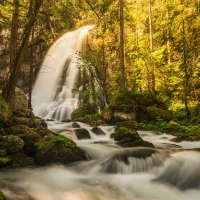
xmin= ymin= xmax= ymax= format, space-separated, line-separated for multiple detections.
xmin=114 ymin=120 xmax=154 ymax=148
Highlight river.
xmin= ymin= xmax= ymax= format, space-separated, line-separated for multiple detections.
xmin=0 ymin=121 xmax=200 ymax=200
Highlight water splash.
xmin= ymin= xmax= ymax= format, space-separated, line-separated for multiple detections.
xmin=32 ymin=26 xmax=93 ymax=121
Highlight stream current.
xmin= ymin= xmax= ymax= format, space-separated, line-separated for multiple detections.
xmin=0 ymin=121 xmax=200 ymax=200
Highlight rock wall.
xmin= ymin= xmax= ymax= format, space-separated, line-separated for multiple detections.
xmin=0 ymin=28 xmax=48 ymax=92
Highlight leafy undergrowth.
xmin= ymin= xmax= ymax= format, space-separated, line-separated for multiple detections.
xmin=139 ymin=117 xmax=200 ymax=138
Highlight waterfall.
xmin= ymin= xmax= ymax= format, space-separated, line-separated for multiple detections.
xmin=32 ymin=26 xmax=93 ymax=121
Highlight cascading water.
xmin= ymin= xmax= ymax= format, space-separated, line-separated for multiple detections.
xmin=1 ymin=121 xmax=200 ymax=200
xmin=32 ymin=26 xmax=93 ymax=121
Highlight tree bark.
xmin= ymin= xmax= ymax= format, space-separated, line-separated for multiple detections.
xmin=148 ymin=0 xmax=155 ymax=93
xmin=10 ymin=0 xmax=19 ymax=67
xmin=119 ymin=0 xmax=125 ymax=88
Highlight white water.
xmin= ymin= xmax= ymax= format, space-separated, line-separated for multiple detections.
xmin=32 ymin=26 xmax=93 ymax=121
xmin=0 ymin=121 xmax=200 ymax=200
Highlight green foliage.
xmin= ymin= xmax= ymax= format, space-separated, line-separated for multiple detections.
xmin=0 ymin=190 xmax=6 ymax=200
xmin=109 ymin=89 xmax=167 ymax=113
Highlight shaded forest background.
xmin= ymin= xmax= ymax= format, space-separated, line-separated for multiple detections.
xmin=0 ymin=0 xmax=200 ymax=125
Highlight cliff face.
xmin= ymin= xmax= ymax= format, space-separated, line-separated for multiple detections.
xmin=0 ymin=29 xmax=48 ymax=92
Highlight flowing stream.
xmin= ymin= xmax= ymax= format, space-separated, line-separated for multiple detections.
xmin=0 ymin=121 xmax=200 ymax=200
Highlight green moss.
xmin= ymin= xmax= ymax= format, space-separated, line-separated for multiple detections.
xmin=35 ymin=135 xmax=85 ymax=165
xmin=114 ymin=127 xmax=139 ymax=141
xmin=117 ymin=120 xmax=138 ymax=130
xmin=0 ymin=190 xmax=6 ymax=200
xmin=0 ymin=95 xmax=9 ymax=126
xmin=0 ymin=157 xmax=10 ymax=166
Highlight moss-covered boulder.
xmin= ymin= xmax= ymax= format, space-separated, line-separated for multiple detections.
xmin=0 ymin=135 xmax=24 ymax=154
xmin=35 ymin=135 xmax=86 ymax=165
xmin=115 ymin=127 xmax=140 ymax=141
xmin=109 ymin=90 xmax=169 ymax=123
xmin=34 ymin=126 xmax=56 ymax=138
xmin=34 ymin=118 xmax=47 ymax=128
xmin=117 ymin=120 xmax=138 ymax=130
xmin=10 ymin=116 xmax=35 ymax=128
xmin=8 ymin=152 xmax=34 ymax=166
xmin=6 ymin=125 xmax=41 ymax=156
xmin=0 ymin=190 xmax=6 ymax=200
xmin=74 ymin=128 xmax=91 ymax=140
xmin=114 ymin=120 xmax=154 ymax=148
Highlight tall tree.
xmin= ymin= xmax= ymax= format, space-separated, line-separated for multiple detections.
xmin=119 ymin=0 xmax=125 ymax=88
xmin=2 ymin=0 xmax=43 ymax=113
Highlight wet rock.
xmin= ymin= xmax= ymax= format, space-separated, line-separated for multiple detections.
xmin=114 ymin=120 xmax=154 ymax=148
xmin=170 ymin=136 xmax=193 ymax=142
xmin=72 ymin=122 xmax=80 ymax=128
xmin=91 ymin=127 xmax=105 ymax=136
xmin=35 ymin=135 xmax=86 ymax=165
xmin=110 ymin=133 xmax=115 ymax=139
xmin=74 ymin=128 xmax=91 ymax=140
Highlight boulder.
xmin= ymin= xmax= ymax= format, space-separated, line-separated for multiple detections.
xmin=91 ymin=127 xmax=105 ymax=135
xmin=6 ymin=125 xmax=41 ymax=156
xmin=33 ymin=118 xmax=47 ymax=128
xmin=74 ymin=128 xmax=91 ymax=140
xmin=34 ymin=126 xmax=56 ymax=138
xmin=72 ymin=122 xmax=80 ymax=128
xmin=114 ymin=120 xmax=154 ymax=148
xmin=11 ymin=116 xmax=35 ymax=128
xmin=35 ymin=135 xmax=86 ymax=165
xmin=0 ymin=135 xmax=24 ymax=154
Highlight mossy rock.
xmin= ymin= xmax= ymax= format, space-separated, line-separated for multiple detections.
xmin=119 ymin=136 xmax=132 ymax=145
xmin=10 ymin=116 xmax=35 ymax=128
xmin=122 ymin=139 xmax=155 ymax=148
xmin=0 ymin=157 xmax=10 ymax=167
xmin=8 ymin=152 xmax=34 ymax=166
xmin=114 ymin=127 xmax=139 ymax=141
xmin=0 ymin=135 xmax=24 ymax=154
xmin=0 ymin=190 xmax=6 ymax=200
xmin=6 ymin=125 xmax=41 ymax=156
xmin=34 ymin=126 xmax=56 ymax=138
xmin=33 ymin=118 xmax=47 ymax=128
xmin=74 ymin=128 xmax=91 ymax=140
xmin=117 ymin=120 xmax=138 ymax=130
xmin=35 ymin=135 xmax=86 ymax=165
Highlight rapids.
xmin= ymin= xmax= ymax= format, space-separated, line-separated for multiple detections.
xmin=0 ymin=121 xmax=200 ymax=200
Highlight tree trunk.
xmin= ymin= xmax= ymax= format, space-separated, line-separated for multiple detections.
xmin=148 ymin=0 xmax=155 ymax=93
xmin=2 ymin=0 xmax=43 ymax=113
xmin=10 ymin=0 xmax=19 ymax=67
xmin=28 ymin=26 xmax=34 ymax=110
xmin=119 ymin=0 xmax=125 ymax=89
xmin=182 ymin=20 xmax=190 ymax=117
